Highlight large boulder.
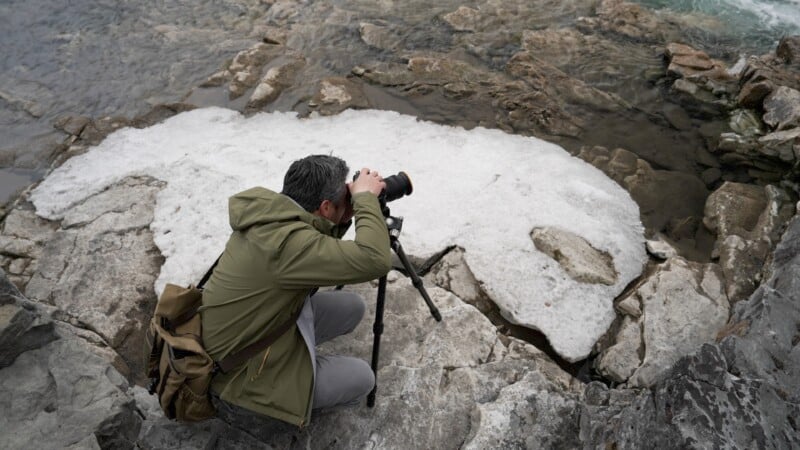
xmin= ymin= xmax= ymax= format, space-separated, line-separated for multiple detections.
xmin=595 ymin=257 xmax=730 ymax=387
xmin=704 ymin=182 xmax=794 ymax=302
xmin=581 ymin=213 xmax=800 ymax=448
xmin=0 ymin=271 xmax=142 ymax=449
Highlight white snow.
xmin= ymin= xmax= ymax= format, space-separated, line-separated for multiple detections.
xmin=30 ymin=107 xmax=646 ymax=361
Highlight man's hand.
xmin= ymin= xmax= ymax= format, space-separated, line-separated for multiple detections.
xmin=349 ymin=168 xmax=386 ymax=197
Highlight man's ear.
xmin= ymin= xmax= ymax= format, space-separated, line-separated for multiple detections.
xmin=316 ymin=199 xmax=334 ymax=220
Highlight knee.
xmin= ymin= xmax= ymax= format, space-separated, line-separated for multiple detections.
xmin=348 ymin=293 xmax=366 ymax=322
xmin=351 ymin=359 xmax=375 ymax=397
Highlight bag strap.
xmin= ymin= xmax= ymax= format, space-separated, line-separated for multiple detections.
xmin=215 ymin=305 xmax=303 ymax=374
xmin=166 ymin=254 xmax=223 ymax=329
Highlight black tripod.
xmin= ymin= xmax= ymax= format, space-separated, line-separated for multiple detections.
xmin=366 ymin=207 xmax=442 ymax=407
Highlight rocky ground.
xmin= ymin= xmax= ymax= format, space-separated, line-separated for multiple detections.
xmin=1 ymin=0 xmax=799 ymax=448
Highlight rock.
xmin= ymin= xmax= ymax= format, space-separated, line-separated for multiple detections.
xmin=358 ymin=22 xmax=398 ymax=51
xmin=530 ymin=227 xmax=617 ymax=285
xmin=0 ymin=272 xmax=142 ymax=449
xmin=576 ymin=0 xmax=685 ymax=43
xmin=627 ymin=257 xmax=729 ymax=387
xmin=227 ymin=43 xmax=281 ymax=100
xmin=247 ymin=57 xmax=305 ymax=109
xmin=210 ymin=277 xmax=581 ymax=448
xmin=309 ymin=77 xmax=369 ymax=116
xmin=728 ymin=108 xmax=764 ymax=136
xmin=578 ymin=146 xmax=709 ymax=245
xmin=757 ymin=127 xmax=800 ymax=162
xmin=54 ymin=115 xmax=91 ymax=136
xmin=427 ymin=247 xmax=493 ymax=314
xmin=763 ymin=86 xmax=800 ymax=131
xmin=665 ymin=43 xmax=734 ymax=94
xmin=442 ymin=6 xmax=481 ymax=32
xmin=0 ymin=271 xmax=57 ymax=368
xmin=737 ymin=54 xmax=800 ymax=109
xmin=595 ymin=316 xmax=642 ymax=382
xmin=645 ymin=236 xmax=678 ymax=260
xmin=616 ymin=296 xmax=642 ymax=318
xmin=80 ymin=116 xmax=131 ymax=146
xmin=200 ymin=70 xmax=232 ymax=88
xmin=776 ymin=35 xmax=800 ymax=65
xmin=23 ymin=177 xmax=164 ymax=380
xmin=700 ymin=167 xmax=721 ymax=186
xmin=703 ymin=182 xmax=767 ymax=238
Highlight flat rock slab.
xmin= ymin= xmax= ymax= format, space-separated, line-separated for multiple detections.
xmin=531 ymin=227 xmax=617 ymax=285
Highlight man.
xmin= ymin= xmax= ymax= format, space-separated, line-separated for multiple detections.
xmin=200 ymin=155 xmax=391 ymax=427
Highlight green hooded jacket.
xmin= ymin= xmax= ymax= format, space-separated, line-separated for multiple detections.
xmin=200 ymin=187 xmax=391 ymax=426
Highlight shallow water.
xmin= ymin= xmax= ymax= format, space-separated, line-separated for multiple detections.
xmin=1 ymin=0 xmax=797 ymax=202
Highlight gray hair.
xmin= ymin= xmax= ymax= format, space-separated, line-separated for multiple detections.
xmin=281 ymin=154 xmax=349 ymax=212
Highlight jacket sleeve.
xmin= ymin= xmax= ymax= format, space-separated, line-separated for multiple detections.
xmin=274 ymin=192 xmax=392 ymax=288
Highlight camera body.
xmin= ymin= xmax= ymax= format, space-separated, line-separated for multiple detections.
xmin=353 ymin=171 xmax=413 ymax=206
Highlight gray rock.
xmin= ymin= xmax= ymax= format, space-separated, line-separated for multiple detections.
xmin=728 ymin=108 xmax=764 ymax=136
xmin=227 ymin=43 xmax=282 ymax=100
xmin=427 ymin=247 xmax=493 ymax=314
xmin=210 ymin=277 xmax=580 ymax=448
xmin=531 ymin=227 xmax=617 ymax=285
xmin=616 ymin=296 xmax=642 ymax=318
xmin=763 ymin=86 xmax=800 ymax=131
xmin=758 ymin=127 xmax=800 ymax=163
xmin=0 ymin=274 xmax=142 ymax=449
xmin=442 ymin=6 xmax=482 ymax=32
xmin=309 ymin=77 xmax=370 ymax=116
xmin=580 ymin=213 xmax=800 ymax=449
xmin=358 ymin=22 xmax=398 ymax=51
xmin=645 ymin=236 xmax=678 ymax=260
xmin=23 ymin=177 xmax=164 ymax=380
xmin=628 ymin=257 xmax=729 ymax=387
xmin=595 ymin=316 xmax=642 ymax=383
xmin=703 ymin=182 xmax=767 ymax=239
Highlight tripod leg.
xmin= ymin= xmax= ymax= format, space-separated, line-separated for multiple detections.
xmin=367 ymin=275 xmax=387 ymax=408
xmin=391 ymin=239 xmax=442 ymax=322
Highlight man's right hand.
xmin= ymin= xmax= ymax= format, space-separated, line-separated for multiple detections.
xmin=349 ymin=168 xmax=386 ymax=197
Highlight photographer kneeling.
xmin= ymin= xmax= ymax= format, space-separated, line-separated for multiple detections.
xmin=200 ymin=154 xmax=391 ymax=427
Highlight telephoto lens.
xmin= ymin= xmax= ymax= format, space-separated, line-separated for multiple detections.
xmin=353 ymin=170 xmax=413 ymax=203
xmin=382 ymin=172 xmax=413 ymax=202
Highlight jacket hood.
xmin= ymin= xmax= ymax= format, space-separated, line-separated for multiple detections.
xmin=228 ymin=187 xmax=332 ymax=233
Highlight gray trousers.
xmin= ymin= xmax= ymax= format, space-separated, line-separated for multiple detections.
xmin=309 ymin=290 xmax=375 ymax=410
xmin=212 ymin=290 xmax=374 ymax=426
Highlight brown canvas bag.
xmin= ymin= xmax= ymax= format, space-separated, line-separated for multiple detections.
xmin=144 ymin=256 xmax=302 ymax=422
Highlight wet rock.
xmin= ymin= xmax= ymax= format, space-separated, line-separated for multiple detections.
xmin=700 ymin=167 xmax=721 ymax=186
xmin=576 ymin=0 xmax=685 ymax=43
xmin=776 ymin=35 xmax=800 ymax=65
xmin=227 ymin=43 xmax=282 ymax=100
xmin=763 ymin=86 xmax=800 ymax=131
xmin=309 ymin=77 xmax=369 ymax=116
xmin=80 ymin=116 xmax=131 ymax=146
xmin=200 ymin=70 xmax=232 ymax=88
xmin=625 ymin=257 xmax=729 ymax=387
xmin=595 ymin=316 xmax=642 ymax=383
xmin=703 ymin=182 xmax=767 ymax=239
xmin=530 ymin=227 xmax=617 ymax=285
xmin=578 ymin=146 xmax=708 ymax=244
xmin=442 ymin=6 xmax=481 ymax=32
xmin=54 ymin=115 xmax=91 ymax=137
xmin=665 ymin=43 xmax=735 ymax=97
xmin=23 ymin=177 xmax=164 ymax=379
xmin=358 ymin=22 xmax=398 ymax=51
xmin=737 ymin=54 xmax=800 ymax=109
xmin=247 ymin=57 xmax=305 ymax=109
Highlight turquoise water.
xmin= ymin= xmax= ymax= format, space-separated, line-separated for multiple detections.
xmin=636 ymin=0 xmax=800 ymax=50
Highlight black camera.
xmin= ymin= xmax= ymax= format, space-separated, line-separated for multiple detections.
xmin=353 ymin=170 xmax=413 ymax=204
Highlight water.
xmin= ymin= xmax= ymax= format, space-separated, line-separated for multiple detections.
xmin=1 ymin=0 xmax=798 ymax=203
xmin=635 ymin=0 xmax=800 ymax=52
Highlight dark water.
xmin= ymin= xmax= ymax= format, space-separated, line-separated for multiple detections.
xmin=1 ymin=0 xmax=797 ymax=203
